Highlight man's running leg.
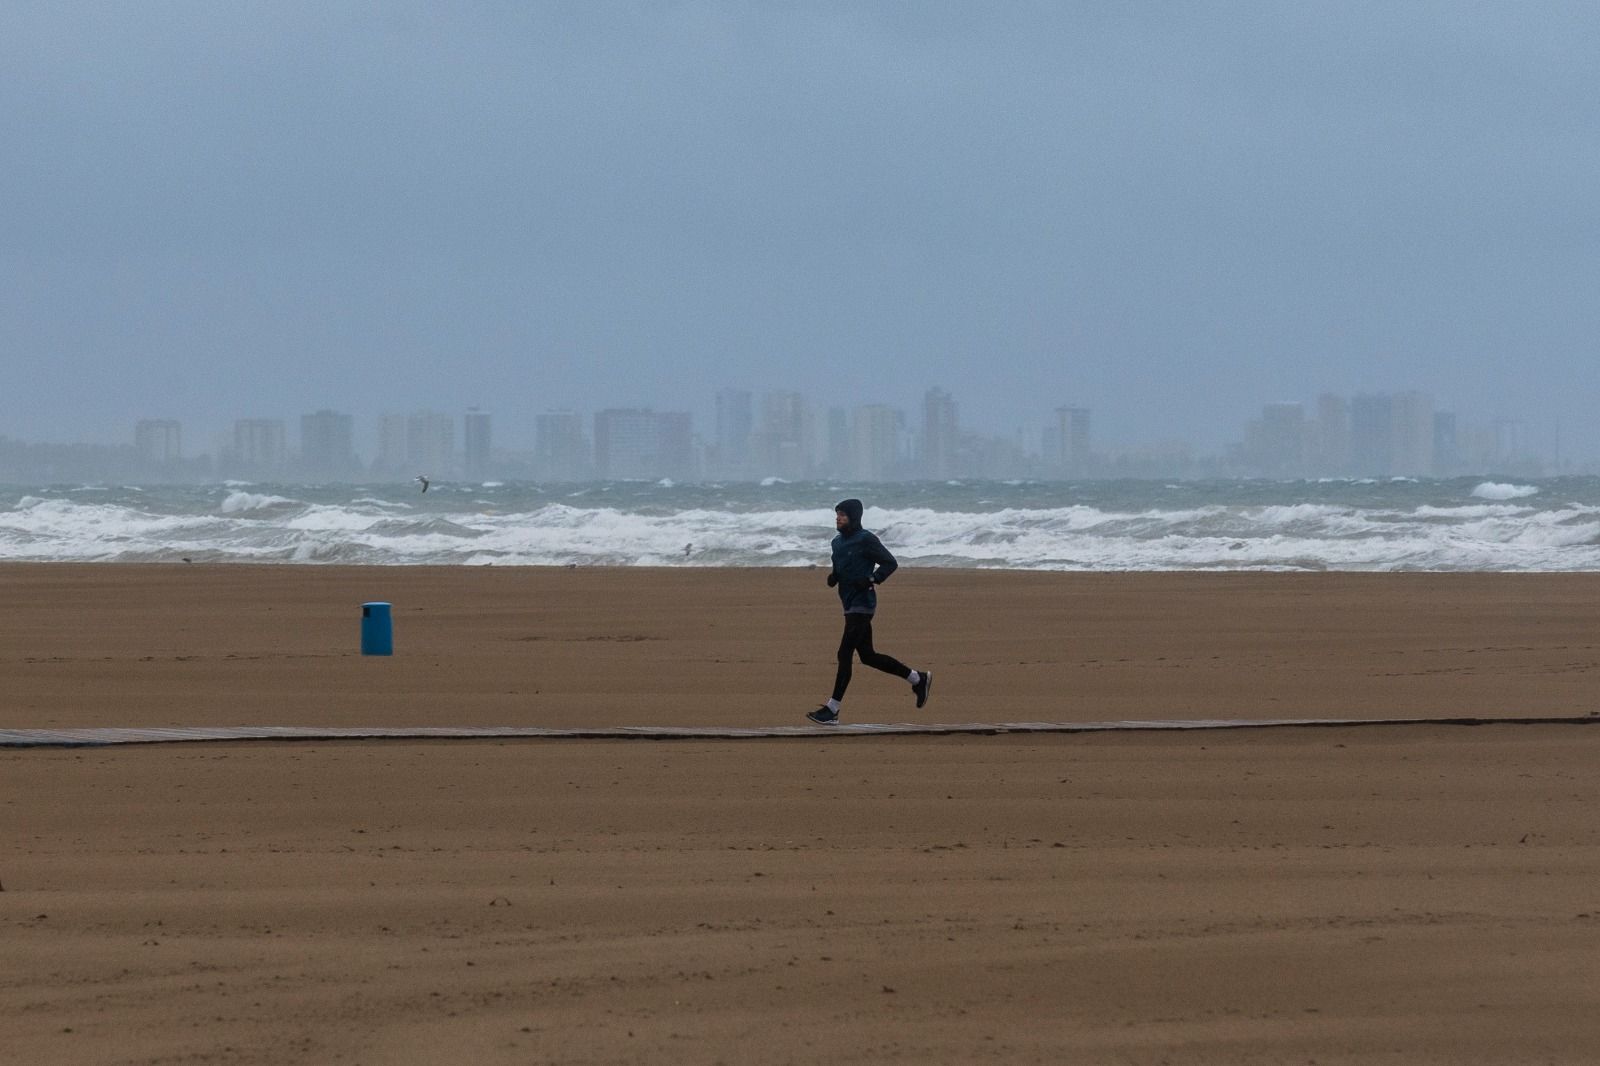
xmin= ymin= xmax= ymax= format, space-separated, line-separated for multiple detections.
xmin=854 ymin=615 xmax=911 ymax=679
xmin=856 ymin=616 xmax=932 ymax=708
xmin=832 ymin=614 xmax=871 ymax=700
xmin=808 ymin=615 xmax=867 ymax=724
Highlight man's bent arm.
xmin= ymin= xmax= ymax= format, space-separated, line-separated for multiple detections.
xmin=866 ymin=533 xmax=899 ymax=584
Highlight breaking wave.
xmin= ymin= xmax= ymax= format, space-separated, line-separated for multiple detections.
xmin=1471 ymin=481 xmax=1540 ymax=500
xmin=1 ymin=478 xmax=1599 ymax=570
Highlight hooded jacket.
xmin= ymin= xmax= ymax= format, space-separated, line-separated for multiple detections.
xmin=829 ymin=498 xmax=898 ymax=614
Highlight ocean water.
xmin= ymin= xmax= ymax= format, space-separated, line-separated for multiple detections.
xmin=3 ymin=477 xmax=1600 ymax=571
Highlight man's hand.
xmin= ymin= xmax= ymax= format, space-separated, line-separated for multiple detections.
xmin=826 ymin=572 xmax=839 ymax=587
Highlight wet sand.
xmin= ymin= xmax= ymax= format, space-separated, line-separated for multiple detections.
xmin=6 ymin=564 xmax=1600 ymax=728
xmin=4 ymin=565 xmax=1600 ymax=1063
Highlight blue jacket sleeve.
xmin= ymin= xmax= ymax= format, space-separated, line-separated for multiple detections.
xmin=864 ymin=533 xmax=898 ymax=584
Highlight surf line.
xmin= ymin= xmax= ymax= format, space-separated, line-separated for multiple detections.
xmin=2 ymin=715 xmax=1598 ymax=748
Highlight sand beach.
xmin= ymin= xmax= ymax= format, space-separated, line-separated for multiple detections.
xmin=4 ymin=564 xmax=1600 ymax=1063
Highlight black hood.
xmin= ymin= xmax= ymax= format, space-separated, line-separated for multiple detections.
xmin=834 ymin=498 xmax=864 ymax=532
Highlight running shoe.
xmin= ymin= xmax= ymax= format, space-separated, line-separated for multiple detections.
xmin=912 ymin=672 xmax=932 ymax=709
xmin=806 ymin=705 xmax=840 ymax=724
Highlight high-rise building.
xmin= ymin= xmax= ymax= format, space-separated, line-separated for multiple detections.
xmin=1433 ymin=411 xmax=1459 ymax=476
xmin=713 ymin=389 xmax=754 ymax=478
xmin=375 ymin=414 xmax=408 ymax=476
xmin=535 ymin=411 xmax=591 ymax=481
xmin=593 ymin=409 xmax=694 ymax=480
xmin=406 ymin=411 xmax=455 ymax=477
xmin=1313 ymin=393 xmax=1350 ymax=476
xmin=373 ymin=411 xmax=455 ymax=478
xmin=1342 ymin=391 xmax=1433 ymax=477
xmin=594 ymin=409 xmax=657 ymax=480
xmin=1391 ymin=391 xmax=1434 ymax=476
xmin=921 ymin=387 xmax=958 ymax=479
xmin=850 ymin=404 xmax=902 ymax=481
xmin=1052 ymin=407 xmax=1092 ymax=476
xmin=1349 ymin=393 xmax=1393 ymax=476
xmin=233 ymin=419 xmax=287 ymax=476
xmin=756 ymin=391 xmax=811 ymax=480
xmin=299 ymin=410 xmax=355 ymax=479
xmin=656 ymin=412 xmax=694 ymax=481
xmin=463 ymin=409 xmax=492 ymax=478
xmin=134 ymin=420 xmax=182 ymax=467
xmin=826 ymin=407 xmax=850 ymax=478
xmin=1254 ymin=402 xmax=1306 ymax=477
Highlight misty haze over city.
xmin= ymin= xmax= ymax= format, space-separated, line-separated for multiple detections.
xmin=4 ymin=4 xmax=1597 ymax=478
xmin=0 ymin=386 xmax=1562 ymax=484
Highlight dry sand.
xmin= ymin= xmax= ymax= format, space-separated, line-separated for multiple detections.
xmin=4 ymin=565 xmax=1600 ymax=1063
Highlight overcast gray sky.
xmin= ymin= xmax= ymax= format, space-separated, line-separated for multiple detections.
xmin=3 ymin=2 xmax=1597 ymax=458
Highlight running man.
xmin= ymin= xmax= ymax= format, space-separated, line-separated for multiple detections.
xmin=807 ymin=498 xmax=931 ymax=724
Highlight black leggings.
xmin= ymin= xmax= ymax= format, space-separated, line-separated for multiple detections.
xmin=833 ymin=613 xmax=911 ymax=701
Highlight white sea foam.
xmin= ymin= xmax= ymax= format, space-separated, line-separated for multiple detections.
xmin=1413 ymin=503 xmax=1534 ymax=519
xmin=220 ymin=491 xmax=300 ymax=514
xmin=1471 ymin=481 xmax=1539 ymax=500
xmin=4 ymin=481 xmax=1600 ymax=570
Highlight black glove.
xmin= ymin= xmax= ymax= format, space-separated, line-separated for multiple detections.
xmin=826 ymin=572 xmax=839 ymax=587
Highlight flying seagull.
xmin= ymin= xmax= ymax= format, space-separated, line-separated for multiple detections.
xmin=415 ymin=475 xmax=430 ymax=493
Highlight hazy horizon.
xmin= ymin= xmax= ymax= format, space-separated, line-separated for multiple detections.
xmin=0 ymin=385 xmax=1567 ymax=470
xmin=4 ymin=4 xmax=1597 ymax=457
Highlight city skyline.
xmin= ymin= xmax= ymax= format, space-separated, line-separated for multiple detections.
xmin=0 ymin=383 xmax=1569 ymax=485
xmin=0 ymin=365 xmax=1581 ymax=462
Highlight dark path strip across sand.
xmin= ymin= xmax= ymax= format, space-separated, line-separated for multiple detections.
xmin=4 ymin=713 xmax=1599 ymax=747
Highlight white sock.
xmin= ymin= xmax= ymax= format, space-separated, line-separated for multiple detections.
xmin=907 ymin=670 xmax=920 ymax=686
xmin=825 ymin=699 xmax=840 ymax=712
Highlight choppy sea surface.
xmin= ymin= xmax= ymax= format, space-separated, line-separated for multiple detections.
xmin=3 ymin=477 xmax=1600 ymax=571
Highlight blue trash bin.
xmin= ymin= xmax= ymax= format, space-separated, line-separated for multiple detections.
xmin=361 ymin=602 xmax=393 ymax=656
